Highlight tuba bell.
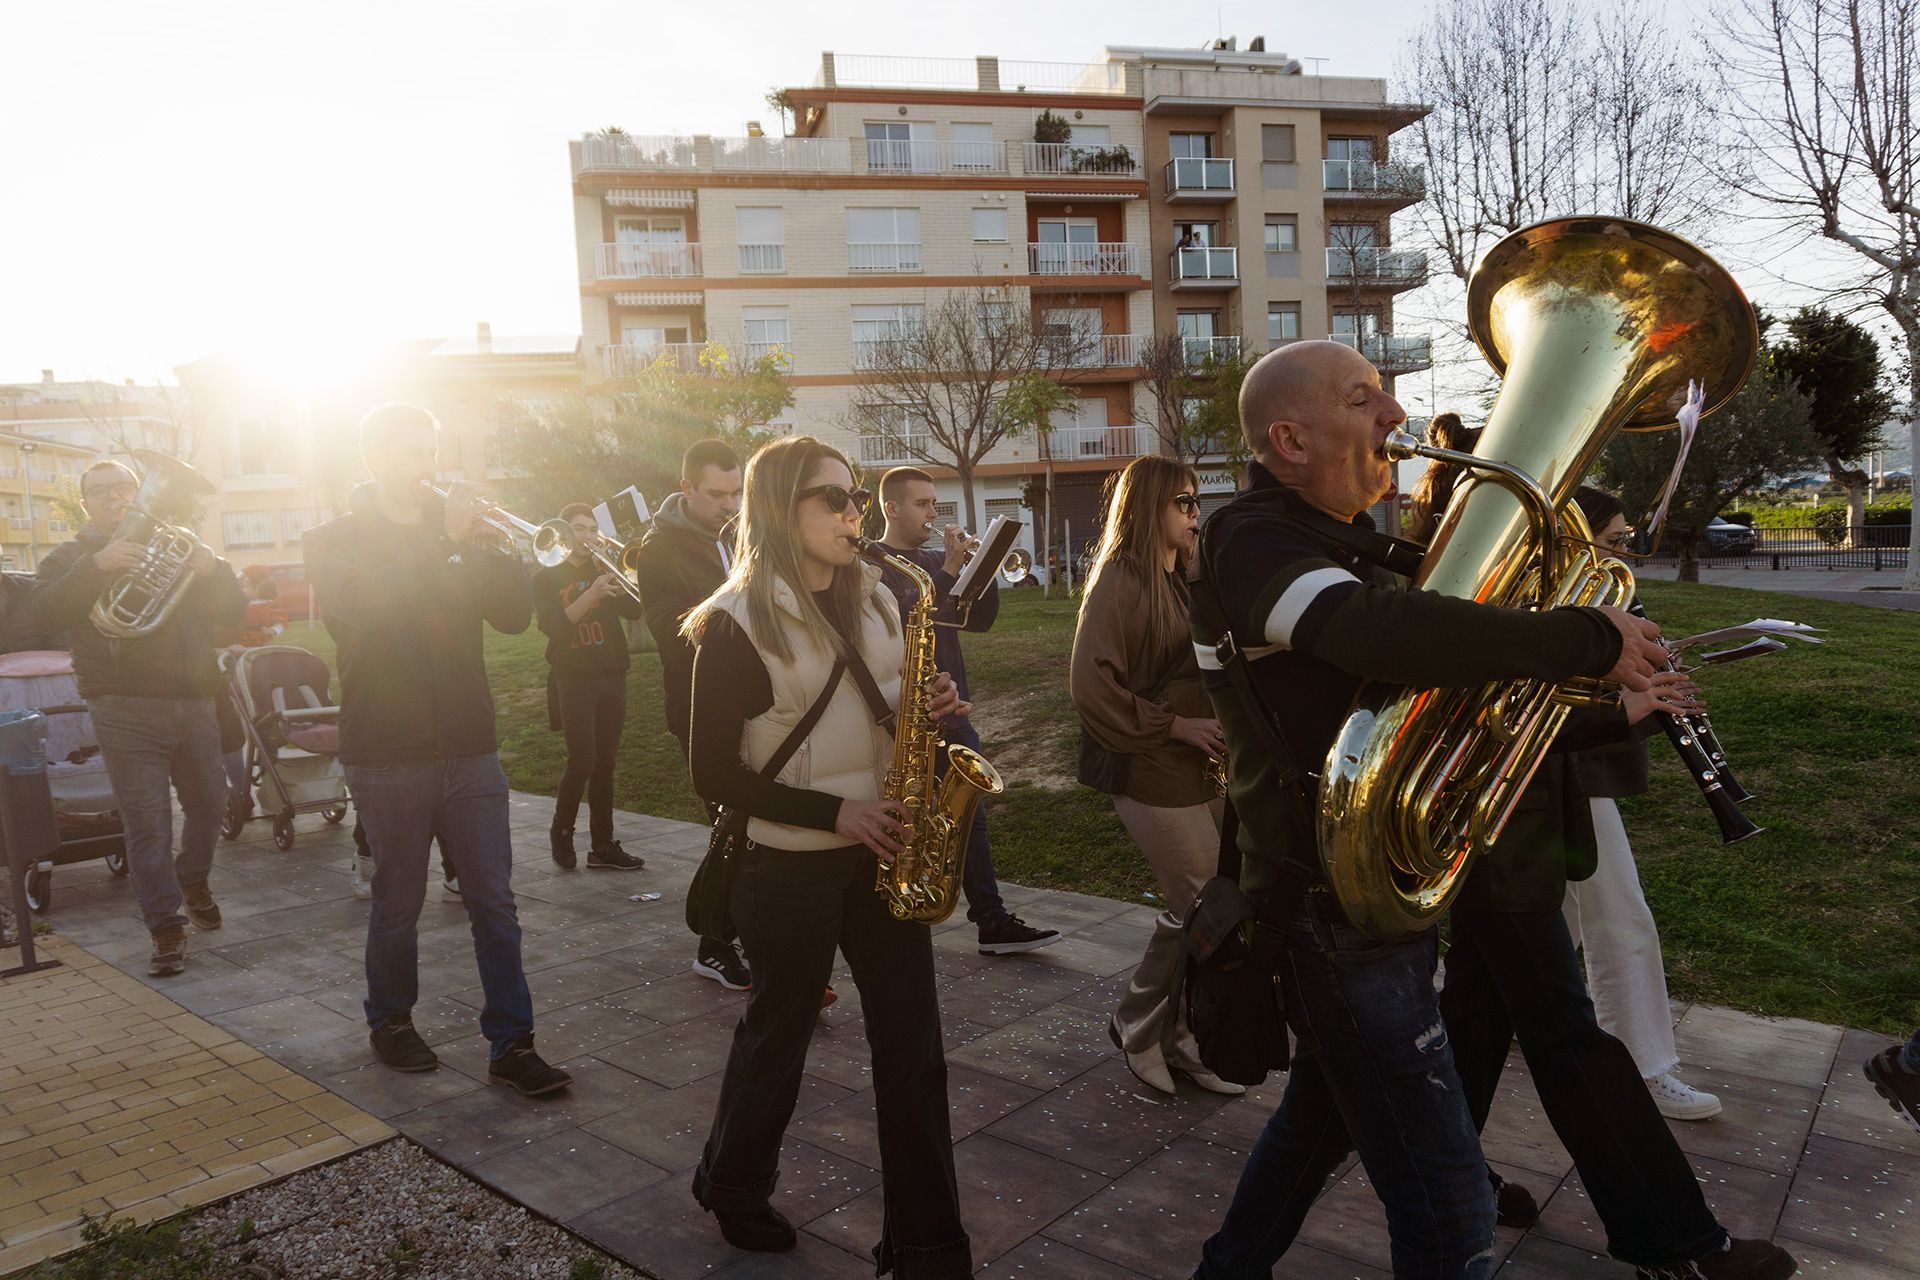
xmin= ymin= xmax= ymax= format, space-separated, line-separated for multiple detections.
xmin=1318 ymin=217 xmax=1758 ymax=943
xmin=90 ymin=449 xmax=220 ymax=640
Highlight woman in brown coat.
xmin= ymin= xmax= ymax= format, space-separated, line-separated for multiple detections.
xmin=1069 ymin=455 xmax=1241 ymax=1096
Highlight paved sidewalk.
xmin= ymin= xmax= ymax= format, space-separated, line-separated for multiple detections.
xmin=0 ymin=934 xmax=393 ymax=1274
xmin=12 ymin=798 xmax=1919 ymax=1278
xmin=1639 ymin=564 xmax=1920 ymax=611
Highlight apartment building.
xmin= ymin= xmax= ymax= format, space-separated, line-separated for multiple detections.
xmin=570 ymin=43 xmax=1428 ymax=555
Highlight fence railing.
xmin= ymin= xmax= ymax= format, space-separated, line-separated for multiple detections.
xmin=1640 ymin=524 xmax=1912 ymax=570
xmin=594 ymin=242 xmax=703 ymax=279
xmin=1326 ymin=246 xmax=1430 ymax=284
xmin=1329 ymin=331 xmax=1432 ymax=370
xmin=1045 ymin=424 xmax=1150 ymax=460
xmin=1023 ymin=141 xmax=1141 ymax=177
xmin=1323 ymin=159 xmax=1427 ymax=197
xmin=738 ymin=243 xmax=785 ymax=273
xmin=1028 ymin=241 xmax=1142 ymax=276
xmin=603 ymin=342 xmax=713 ymax=378
xmin=1165 ymin=156 xmax=1234 ymax=194
xmin=1181 ymin=335 xmax=1242 ymax=364
xmin=849 ymin=241 xmax=924 ymax=272
xmin=859 ymin=138 xmax=1009 ymax=174
xmin=857 ymin=433 xmax=933 ymax=466
xmin=711 ymin=136 xmax=850 ymax=172
xmin=1170 ymin=246 xmax=1239 ymax=283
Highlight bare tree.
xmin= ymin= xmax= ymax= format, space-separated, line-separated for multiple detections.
xmin=1718 ymin=0 xmax=1920 ymax=587
xmin=1138 ymin=332 xmax=1189 ymax=454
xmin=845 ymin=286 xmax=1094 ymax=529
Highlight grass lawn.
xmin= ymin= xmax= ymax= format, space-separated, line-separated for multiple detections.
xmin=280 ymin=577 xmax=1918 ymax=1034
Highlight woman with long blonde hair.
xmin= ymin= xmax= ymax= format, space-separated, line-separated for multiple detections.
xmin=681 ymin=435 xmax=971 ymax=1274
xmin=1069 ymin=454 xmax=1242 ymax=1096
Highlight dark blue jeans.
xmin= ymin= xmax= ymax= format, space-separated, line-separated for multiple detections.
xmin=346 ymin=754 xmax=534 ymax=1059
xmin=1198 ymin=887 xmax=1496 ymax=1280
xmin=940 ymin=717 xmax=1005 ymax=927
xmin=1441 ymin=903 xmax=1727 ymax=1269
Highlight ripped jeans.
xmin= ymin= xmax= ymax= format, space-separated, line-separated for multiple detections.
xmin=1197 ymin=886 xmax=1496 ymax=1280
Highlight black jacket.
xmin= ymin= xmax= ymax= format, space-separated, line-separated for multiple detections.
xmin=631 ymin=493 xmax=731 ymax=747
xmin=28 ymin=524 xmax=243 ymax=699
xmin=303 ymin=485 xmax=531 ymax=765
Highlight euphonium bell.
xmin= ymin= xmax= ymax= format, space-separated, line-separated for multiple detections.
xmin=1318 ymin=217 xmax=1758 ymax=943
xmin=90 ymin=450 xmax=220 ymax=640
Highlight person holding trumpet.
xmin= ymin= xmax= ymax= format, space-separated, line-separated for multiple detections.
xmin=535 ymin=502 xmax=643 ymax=871
xmin=874 ymin=466 xmax=1058 ymax=956
xmin=304 ymin=403 xmax=569 ymax=1096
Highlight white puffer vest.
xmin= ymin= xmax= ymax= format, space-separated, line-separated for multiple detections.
xmin=713 ymin=566 xmax=903 ymax=850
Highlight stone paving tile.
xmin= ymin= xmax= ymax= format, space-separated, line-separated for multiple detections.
xmin=1816 ymin=1028 xmax=1920 ymax=1159
xmin=390 ymin=1056 xmax=640 ymax=1164
xmin=1289 ymin=1157 xmax=1533 ymax=1275
xmin=983 ymin=1056 xmax=1236 ymax=1176
xmin=974 ymin=1234 xmax=1154 ymax=1278
xmin=1673 ymin=1003 xmax=1844 ymax=1091
xmin=1491 ymin=1235 xmax=1632 ymax=1278
xmin=1663 ymin=1063 xmax=1821 ymax=1176
xmin=592 ymin=1012 xmax=744 ymax=1089
xmin=468 ymin=1124 xmax=671 ymax=1221
xmin=1531 ymin=1155 xmax=1792 ymax=1258
xmin=1775 ymin=1133 xmax=1919 ymax=1271
xmin=945 ymin=1001 xmax=1116 ymax=1089
xmin=1036 ymin=1133 xmax=1240 ymax=1278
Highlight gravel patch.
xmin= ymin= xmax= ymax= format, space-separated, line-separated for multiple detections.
xmin=182 ymin=1138 xmax=647 ymax=1279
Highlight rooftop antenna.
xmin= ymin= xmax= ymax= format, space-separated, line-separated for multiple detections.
xmin=1304 ymin=56 xmax=1330 ymax=75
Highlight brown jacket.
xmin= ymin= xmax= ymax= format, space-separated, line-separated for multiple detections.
xmin=1069 ymin=558 xmax=1215 ymax=808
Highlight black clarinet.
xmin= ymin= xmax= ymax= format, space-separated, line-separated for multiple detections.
xmin=1628 ymin=601 xmax=1761 ymax=844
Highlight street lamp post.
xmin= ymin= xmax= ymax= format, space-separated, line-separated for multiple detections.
xmin=19 ymin=442 xmax=37 ymax=571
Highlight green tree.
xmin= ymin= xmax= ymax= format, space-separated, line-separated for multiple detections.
xmin=1000 ymin=371 xmax=1079 ymax=596
xmin=1596 ymin=369 xmax=1820 ymax=581
xmin=1178 ymin=347 xmax=1257 ymax=469
xmin=763 ymin=89 xmax=795 ymax=137
xmin=1769 ymin=307 xmax=1895 ymax=543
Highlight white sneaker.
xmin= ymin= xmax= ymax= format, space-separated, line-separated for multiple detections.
xmin=1647 ymin=1071 xmax=1722 ymax=1121
xmin=1172 ymin=1061 xmax=1247 ymax=1095
xmin=350 ymin=854 xmax=373 ymax=900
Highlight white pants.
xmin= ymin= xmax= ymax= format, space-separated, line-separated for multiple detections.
xmin=1562 ymin=797 xmax=1680 ymax=1080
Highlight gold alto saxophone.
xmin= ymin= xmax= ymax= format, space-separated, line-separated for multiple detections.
xmin=856 ymin=537 xmax=1006 ymax=923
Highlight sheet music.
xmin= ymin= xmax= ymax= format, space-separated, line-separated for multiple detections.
xmin=951 ymin=514 xmax=1022 ymax=603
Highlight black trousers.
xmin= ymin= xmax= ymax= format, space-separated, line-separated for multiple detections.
xmin=551 ymin=667 xmax=627 ymax=848
xmin=1440 ymin=902 xmax=1727 ymax=1269
xmin=693 ymin=843 xmax=970 ymax=1279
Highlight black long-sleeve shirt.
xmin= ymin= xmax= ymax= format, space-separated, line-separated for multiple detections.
xmin=872 ymin=541 xmax=997 ymax=705
xmin=304 ymin=489 xmax=531 ymax=764
xmin=687 ymin=597 xmax=848 ymax=833
xmin=533 ymin=559 xmax=642 ymax=673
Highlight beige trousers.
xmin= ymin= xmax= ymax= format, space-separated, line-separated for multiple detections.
xmin=1110 ymin=794 xmax=1225 ymax=1063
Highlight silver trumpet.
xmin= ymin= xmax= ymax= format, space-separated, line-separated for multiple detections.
xmin=421 ymin=482 xmax=571 ymax=569
xmin=946 ymin=524 xmax=1034 ymax=585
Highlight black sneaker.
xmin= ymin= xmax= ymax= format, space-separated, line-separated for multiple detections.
xmin=978 ymin=914 xmax=1061 ymax=956
xmin=181 ymin=884 xmax=222 ymax=932
xmin=586 ymin=841 xmax=645 ymax=870
xmin=549 ymin=827 xmax=576 ymax=870
xmin=1865 ymin=1045 xmax=1920 ymax=1135
xmin=487 ymin=1033 xmax=572 ymax=1096
xmin=148 ymin=929 xmax=186 ymax=978
xmin=1493 ymin=1175 xmax=1539 ymax=1228
xmin=715 ymin=1206 xmax=796 ymax=1252
xmin=693 ymin=940 xmax=752 ymax=991
xmin=1637 ymin=1238 xmax=1797 ymax=1280
xmin=370 ymin=1015 xmax=439 ymax=1073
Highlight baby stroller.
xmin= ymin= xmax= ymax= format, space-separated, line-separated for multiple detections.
xmin=219 ymin=645 xmax=349 ymax=850
xmin=0 ymin=650 xmax=127 ymax=915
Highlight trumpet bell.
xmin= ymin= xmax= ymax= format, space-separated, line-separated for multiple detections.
xmin=532 ymin=519 xmax=577 ymax=569
xmin=998 ymin=546 xmax=1033 ymax=585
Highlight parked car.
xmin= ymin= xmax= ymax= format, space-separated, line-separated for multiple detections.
xmin=1703 ymin=516 xmax=1757 ymax=555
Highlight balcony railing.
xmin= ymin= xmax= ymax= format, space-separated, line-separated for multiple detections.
xmin=822 ymin=53 xmax=1126 ymax=95
xmin=1041 ymin=333 xmax=1143 ymax=368
xmin=1170 ymin=246 xmax=1240 ymax=285
xmin=603 ymin=342 xmax=713 ymax=378
xmin=1180 ymin=335 xmax=1243 ymax=364
xmin=594 ymin=242 xmax=703 ymax=280
xmin=6 ymin=518 xmax=28 ymax=531
xmin=743 ymin=340 xmax=790 ymax=365
xmin=859 ymin=138 xmax=1009 ymax=174
xmin=712 ymin=136 xmax=851 ymax=172
xmin=738 ymin=243 xmax=785 ymax=273
xmin=1323 ymin=159 xmax=1427 ymax=198
xmin=849 ymin=241 xmax=923 ymax=272
xmin=578 ymin=134 xmax=699 ymax=170
xmin=1045 ymin=424 xmax=1150 ymax=460
xmin=1165 ymin=156 xmax=1234 ymax=196
xmin=574 ymin=133 xmax=853 ymax=175
xmin=853 ymin=336 xmax=921 ymax=369
xmin=1027 ymin=242 xmax=1143 ymax=276
xmin=1023 ymin=142 xmax=1141 ymax=178
xmin=857 ymin=433 xmax=933 ymax=466
xmin=1330 ymin=331 xmax=1434 ymax=372
xmin=1326 ymin=247 xmax=1430 ymax=285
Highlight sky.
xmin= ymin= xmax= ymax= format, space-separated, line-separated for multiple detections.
xmin=0 ymin=0 xmax=1888 ymax=429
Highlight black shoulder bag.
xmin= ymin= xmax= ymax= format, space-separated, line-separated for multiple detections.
xmin=685 ymin=658 xmax=847 ymax=941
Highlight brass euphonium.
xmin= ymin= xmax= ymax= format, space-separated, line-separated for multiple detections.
xmin=1319 ymin=217 xmax=1758 ymax=943
xmin=90 ymin=450 xmax=219 ymax=640
xmin=856 ymin=536 xmax=1005 ymax=923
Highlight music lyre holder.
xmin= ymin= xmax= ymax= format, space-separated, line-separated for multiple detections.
xmin=940 ymin=515 xmax=1027 ymax=628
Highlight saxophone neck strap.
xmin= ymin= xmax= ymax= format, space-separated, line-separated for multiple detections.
xmin=844 ymin=649 xmax=897 ymax=734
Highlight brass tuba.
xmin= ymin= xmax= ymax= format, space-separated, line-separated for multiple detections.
xmin=1318 ymin=217 xmax=1758 ymax=942
xmin=90 ymin=450 xmax=220 ymax=640
xmin=856 ymin=537 xmax=1005 ymax=923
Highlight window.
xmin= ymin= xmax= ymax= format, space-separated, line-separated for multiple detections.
xmin=222 ymin=511 xmax=275 ymax=550
xmin=970 ymin=208 xmax=1008 ymax=243
xmin=977 ymin=300 xmax=1014 ymax=336
xmin=1169 ymin=132 xmax=1214 ymax=159
xmin=855 ymin=404 xmax=932 ymax=463
xmin=1264 ymin=215 xmax=1298 ymax=253
xmin=1325 ymin=136 xmax=1376 ymax=189
xmin=934 ymin=501 xmax=959 ymax=525
xmin=1033 ymin=216 xmax=1100 ymax=272
xmin=847 ymin=208 xmax=922 ymax=271
xmin=742 ymin=306 xmax=789 ymax=362
xmin=282 ymin=508 xmax=329 ymax=544
xmin=952 ymin=123 xmax=995 ymax=169
xmin=864 ymin=121 xmax=934 ymax=171
xmin=852 ymin=303 xmax=926 ymax=364
xmin=1068 ymin=124 xmax=1111 ymax=147
xmin=737 ymin=207 xmax=784 ymax=273
xmin=1261 ymin=124 xmax=1296 ymax=163
xmin=1268 ymin=303 xmax=1302 ymax=344
xmin=614 ymin=215 xmax=685 ymax=244
xmin=235 ymin=420 xmax=274 ymax=475
xmin=1329 ymin=223 xmax=1380 ymax=275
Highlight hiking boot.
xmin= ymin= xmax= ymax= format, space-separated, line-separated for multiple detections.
xmin=181 ymin=884 xmax=222 ymax=931
xmin=350 ymin=853 xmax=373 ymax=900
xmin=370 ymin=1015 xmax=439 ymax=1073
xmin=1648 ymin=1071 xmax=1723 ymax=1121
xmin=586 ymin=841 xmax=644 ymax=870
xmin=977 ymin=913 xmax=1060 ymax=956
xmin=549 ymin=827 xmax=577 ymax=870
xmin=1637 ymin=1238 xmax=1796 ymax=1280
xmin=1494 ymin=1175 xmax=1540 ymax=1228
xmin=715 ymin=1206 xmax=796 ymax=1253
xmin=148 ymin=929 xmax=186 ymax=977
xmin=694 ymin=940 xmax=752 ymax=991
xmin=487 ymin=1033 xmax=572 ymax=1096
xmin=1865 ymin=1044 xmax=1920 ymax=1135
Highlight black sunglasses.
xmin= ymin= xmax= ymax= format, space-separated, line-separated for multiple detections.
xmin=795 ymin=483 xmax=873 ymax=515
xmin=1173 ymin=492 xmax=1200 ymax=514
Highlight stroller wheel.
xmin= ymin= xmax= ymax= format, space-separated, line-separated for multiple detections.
xmin=23 ymin=867 xmax=51 ymax=915
xmin=104 ymin=848 xmax=129 ymax=878
xmin=221 ymin=798 xmax=247 ymax=841
xmin=273 ymin=817 xmax=296 ymax=851
xmin=322 ymin=804 xmax=348 ymax=825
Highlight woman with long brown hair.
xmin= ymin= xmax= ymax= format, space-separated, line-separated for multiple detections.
xmin=1069 ymin=454 xmax=1242 ymax=1096
xmin=1404 ymin=411 xmax=1480 ymax=543
xmin=682 ymin=435 xmax=971 ymax=1274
